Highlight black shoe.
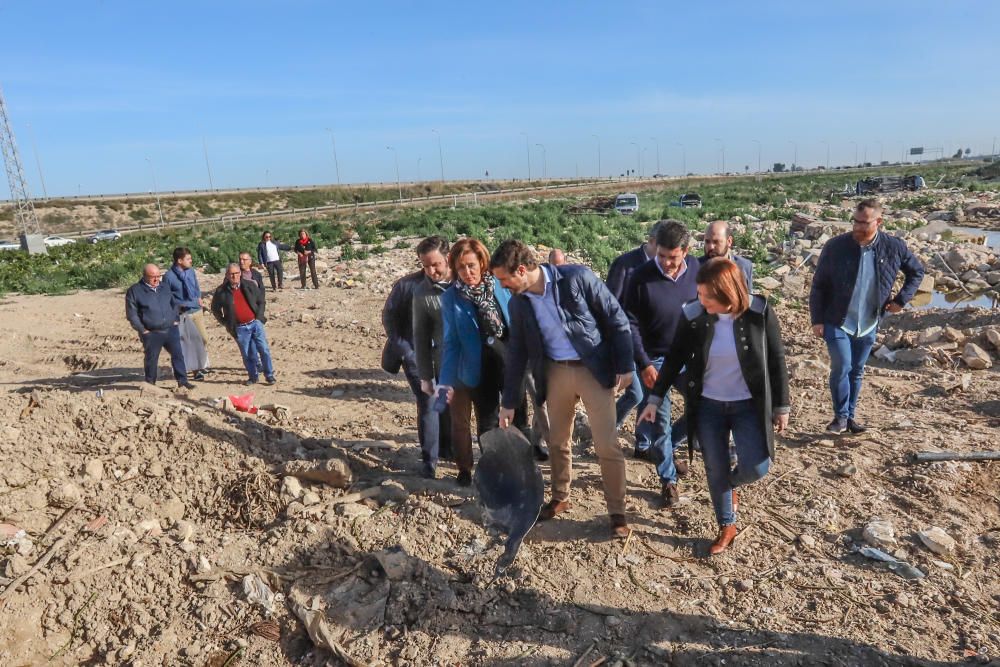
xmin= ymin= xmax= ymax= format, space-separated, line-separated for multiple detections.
xmin=193 ymin=371 xmax=206 ymax=381
xmin=660 ymin=482 xmax=680 ymax=508
xmin=533 ymin=444 xmax=550 ymax=462
xmin=421 ymin=463 xmax=437 ymax=479
xmin=456 ymin=470 xmax=473 ymax=487
xmin=633 ymin=447 xmax=653 ymax=461
xmin=265 ymin=376 xmax=276 ymax=385
xmin=178 ymin=382 xmax=195 ymax=390
xmin=825 ymin=417 xmax=848 ymax=434
xmin=245 ymin=379 xmax=258 ymax=386
xmin=846 ymin=419 xmax=866 ymax=434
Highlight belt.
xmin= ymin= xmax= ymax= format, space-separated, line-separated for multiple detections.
xmin=237 ymin=319 xmax=257 ymax=327
xmin=548 ymin=358 xmax=583 ymax=366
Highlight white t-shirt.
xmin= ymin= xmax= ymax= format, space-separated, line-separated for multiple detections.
xmin=263 ymin=241 xmax=279 ymax=263
xmin=702 ymin=314 xmax=753 ymax=402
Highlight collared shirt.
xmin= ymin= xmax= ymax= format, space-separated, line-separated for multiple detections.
xmin=842 ymin=234 xmax=880 ymax=337
xmin=142 ymin=280 xmax=158 ymax=292
xmin=654 ymin=258 xmax=688 ymax=282
xmin=263 ymin=241 xmax=279 ymax=263
xmin=525 ymin=266 xmax=579 ymax=361
xmin=702 ymin=314 xmax=753 ymax=401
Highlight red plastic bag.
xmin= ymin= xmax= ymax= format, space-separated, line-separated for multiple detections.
xmin=229 ymin=393 xmax=258 ymax=414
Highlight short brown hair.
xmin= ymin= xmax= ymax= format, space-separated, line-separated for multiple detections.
xmin=856 ymin=198 xmax=882 ymax=214
xmin=696 ymin=257 xmax=750 ymax=316
xmin=489 ymin=239 xmax=538 ymax=274
xmin=448 ymin=238 xmax=491 ymax=278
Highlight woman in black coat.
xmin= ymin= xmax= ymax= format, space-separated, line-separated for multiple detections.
xmin=640 ymin=258 xmax=790 ymax=555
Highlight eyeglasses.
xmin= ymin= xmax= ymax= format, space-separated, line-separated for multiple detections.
xmin=227 ymin=271 xmax=241 ymax=276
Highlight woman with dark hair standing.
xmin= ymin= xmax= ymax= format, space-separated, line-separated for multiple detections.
xmin=256 ymin=230 xmax=284 ymax=291
xmin=640 ymin=258 xmax=789 ymax=555
xmin=438 ymin=238 xmax=527 ymax=486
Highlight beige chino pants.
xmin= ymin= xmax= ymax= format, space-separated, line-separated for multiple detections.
xmin=544 ymin=361 xmax=627 ymax=516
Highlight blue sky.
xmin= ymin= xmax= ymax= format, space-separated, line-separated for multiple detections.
xmin=1 ymin=1 xmax=998 ymax=196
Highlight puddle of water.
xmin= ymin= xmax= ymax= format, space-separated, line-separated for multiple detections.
xmin=911 ymin=289 xmax=997 ymax=310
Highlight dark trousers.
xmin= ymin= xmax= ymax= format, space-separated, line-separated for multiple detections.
xmin=142 ymin=327 xmax=187 ymax=384
xmin=264 ymin=260 xmax=283 ymax=289
xmin=403 ymin=364 xmax=453 ymax=467
xmin=298 ymin=255 xmax=319 ymax=288
xmin=450 ymin=346 xmax=526 ymax=473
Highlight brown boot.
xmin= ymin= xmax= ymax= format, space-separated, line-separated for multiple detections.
xmin=610 ymin=514 xmax=631 ymax=539
xmin=709 ymin=525 xmax=738 ymax=555
xmin=538 ymin=499 xmax=571 ymax=521
xmin=660 ymin=482 xmax=680 ymax=508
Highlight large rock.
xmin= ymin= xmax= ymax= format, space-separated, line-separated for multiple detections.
xmin=863 ymin=519 xmax=896 ymax=549
xmin=962 ymin=343 xmax=993 ymax=370
xmin=926 ymin=210 xmax=956 ymax=223
xmin=945 ymin=247 xmax=993 ymax=274
xmin=280 ymin=459 xmax=353 ymax=488
xmin=916 ymin=327 xmax=943 ymax=345
xmin=917 ymin=527 xmax=957 ymax=555
xmin=756 ymin=276 xmax=782 ymax=291
xmin=986 ymin=328 xmax=1000 ymax=352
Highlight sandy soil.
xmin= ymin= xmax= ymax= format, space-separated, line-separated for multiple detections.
xmin=0 ymin=244 xmax=998 ymax=666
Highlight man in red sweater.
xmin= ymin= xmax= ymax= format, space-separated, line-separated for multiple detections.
xmin=210 ymin=263 xmax=276 ymax=385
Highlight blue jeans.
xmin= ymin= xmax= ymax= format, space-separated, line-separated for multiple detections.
xmin=636 ymin=357 xmax=688 ymax=484
xmin=235 ymin=320 xmax=274 ymax=382
xmin=614 ymin=371 xmax=643 ymax=430
xmin=403 ymin=364 xmax=452 ymax=467
xmin=696 ymin=398 xmax=771 ymax=526
xmin=823 ymin=324 xmax=876 ymax=419
xmin=142 ymin=326 xmax=187 ymax=384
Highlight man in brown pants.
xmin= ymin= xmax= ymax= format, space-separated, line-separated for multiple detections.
xmin=491 ymin=240 xmax=635 ymax=538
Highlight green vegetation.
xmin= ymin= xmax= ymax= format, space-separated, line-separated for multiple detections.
xmin=0 ymin=162 xmax=991 ymax=296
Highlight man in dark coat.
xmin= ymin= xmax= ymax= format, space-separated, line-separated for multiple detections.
xmin=125 ymin=263 xmax=192 ymax=388
xmin=491 ymin=240 xmax=634 ymax=539
xmin=810 ymin=198 xmax=924 ymax=434
xmin=211 ymin=263 xmax=276 ymax=385
xmin=239 ymin=252 xmax=267 ymax=293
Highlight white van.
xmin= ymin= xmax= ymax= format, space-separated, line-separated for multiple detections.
xmin=614 ymin=193 xmax=639 ymax=215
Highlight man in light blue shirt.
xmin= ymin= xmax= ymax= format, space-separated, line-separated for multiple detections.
xmin=524 ymin=266 xmax=580 ymax=361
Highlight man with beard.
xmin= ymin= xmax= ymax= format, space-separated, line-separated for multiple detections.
xmin=702 ymin=220 xmax=753 ymax=291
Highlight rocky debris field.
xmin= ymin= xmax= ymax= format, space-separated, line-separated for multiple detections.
xmin=0 ymin=214 xmax=999 ymax=666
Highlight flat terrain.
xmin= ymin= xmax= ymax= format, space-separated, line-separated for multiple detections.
xmin=0 ymin=238 xmax=998 ymax=666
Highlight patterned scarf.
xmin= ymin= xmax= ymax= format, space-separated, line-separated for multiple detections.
xmin=457 ymin=276 xmax=505 ymax=338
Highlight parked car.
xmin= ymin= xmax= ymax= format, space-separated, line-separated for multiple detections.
xmin=89 ymin=229 xmax=122 ymax=244
xmin=670 ymin=193 xmax=703 ymax=208
xmin=614 ymin=193 xmax=639 ymax=215
xmin=0 ymin=239 xmax=20 ymax=252
xmin=43 ymin=235 xmax=76 ymax=247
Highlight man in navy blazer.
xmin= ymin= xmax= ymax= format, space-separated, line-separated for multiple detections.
xmin=491 ymin=240 xmax=634 ymax=539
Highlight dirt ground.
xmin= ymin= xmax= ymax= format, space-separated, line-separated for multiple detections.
xmin=0 ymin=242 xmax=998 ymax=666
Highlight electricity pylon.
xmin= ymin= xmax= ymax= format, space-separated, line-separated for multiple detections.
xmin=0 ymin=83 xmax=40 ymax=235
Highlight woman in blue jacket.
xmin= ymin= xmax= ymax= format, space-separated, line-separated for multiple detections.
xmin=438 ymin=238 xmax=526 ymax=486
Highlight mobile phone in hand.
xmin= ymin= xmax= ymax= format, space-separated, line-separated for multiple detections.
xmin=432 ymin=387 xmax=449 ymax=413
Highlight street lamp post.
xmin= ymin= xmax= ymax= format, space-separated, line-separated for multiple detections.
xmin=535 ymin=144 xmax=547 ymax=179
xmin=630 ymin=141 xmax=639 ymax=178
xmin=849 ymin=140 xmax=858 ymax=166
xmin=592 ymin=134 xmax=601 ymax=179
xmin=751 ymin=139 xmax=762 ymax=173
xmin=386 ymin=146 xmax=402 ymax=201
xmin=324 ymin=128 xmax=342 ymax=186
xmin=713 ymin=138 xmax=725 ymax=174
xmin=520 ymin=132 xmax=531 ymax=180
xmin=788 ymin=140 xmax=798 ymax=170
xmin=431 ymin=129 xmax=445 ymax=182
xmin=145 ymin=156 xmax=165 ymax=227
xmin=675 ymin=142 xmax=686 ymax=176
xmin=649 ymin=136 xmax=660 ymax=175
xmin=875 ymin=140 xmax=883 ymax=164
xmin=821 ymin=140 xmax=830 ymax=170
xmin=201 ymin=136 xmax=215 ymax=191
xmin=25 ymin=122 xmax=48 ymax=199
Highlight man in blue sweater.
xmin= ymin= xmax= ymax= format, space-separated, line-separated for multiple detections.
xmin=125 ymin=264 xmax=192 ymax=388
xmin=810 ymin=199 xmax=924 ymax=434
xmin=606 ymin=221 xmax=662 ymax=433
xmin=623 ymin=221 xmax=699 ymax=507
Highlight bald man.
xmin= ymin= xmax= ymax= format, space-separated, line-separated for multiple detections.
xmin=125 ymin=264 xmax=192 ymax=388
xmin=702 ymin=221 xmax=753 ymax=291
xmin=548 ymin=248 xmax=567 ymax=266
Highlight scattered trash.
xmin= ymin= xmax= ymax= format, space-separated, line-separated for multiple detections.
xmin=856 ymin=545 xmax=925 ymax=580
xmin=242 ymin=573 xmax=284 ymax=616
xmin=228 ymin=393 xmax=258 ymax=414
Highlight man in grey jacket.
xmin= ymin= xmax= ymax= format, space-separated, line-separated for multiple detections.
xmin=125 ymin=264 xmax=192 ymax=388
xmin=410 ymin=236 xmax=455 ymax=477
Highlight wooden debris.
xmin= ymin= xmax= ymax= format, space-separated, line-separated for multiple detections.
xmin=911 ymin=450 xmax=1000 ymax=463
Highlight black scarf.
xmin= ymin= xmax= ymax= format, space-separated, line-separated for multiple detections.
xmin=457 ymin=277 xmax=505 ymax=338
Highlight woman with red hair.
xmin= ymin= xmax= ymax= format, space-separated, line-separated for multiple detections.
xmin=640 ymin=258 xmax=790 ymax=554
xmin=437 ymin=239 xmax=527 ymax=486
